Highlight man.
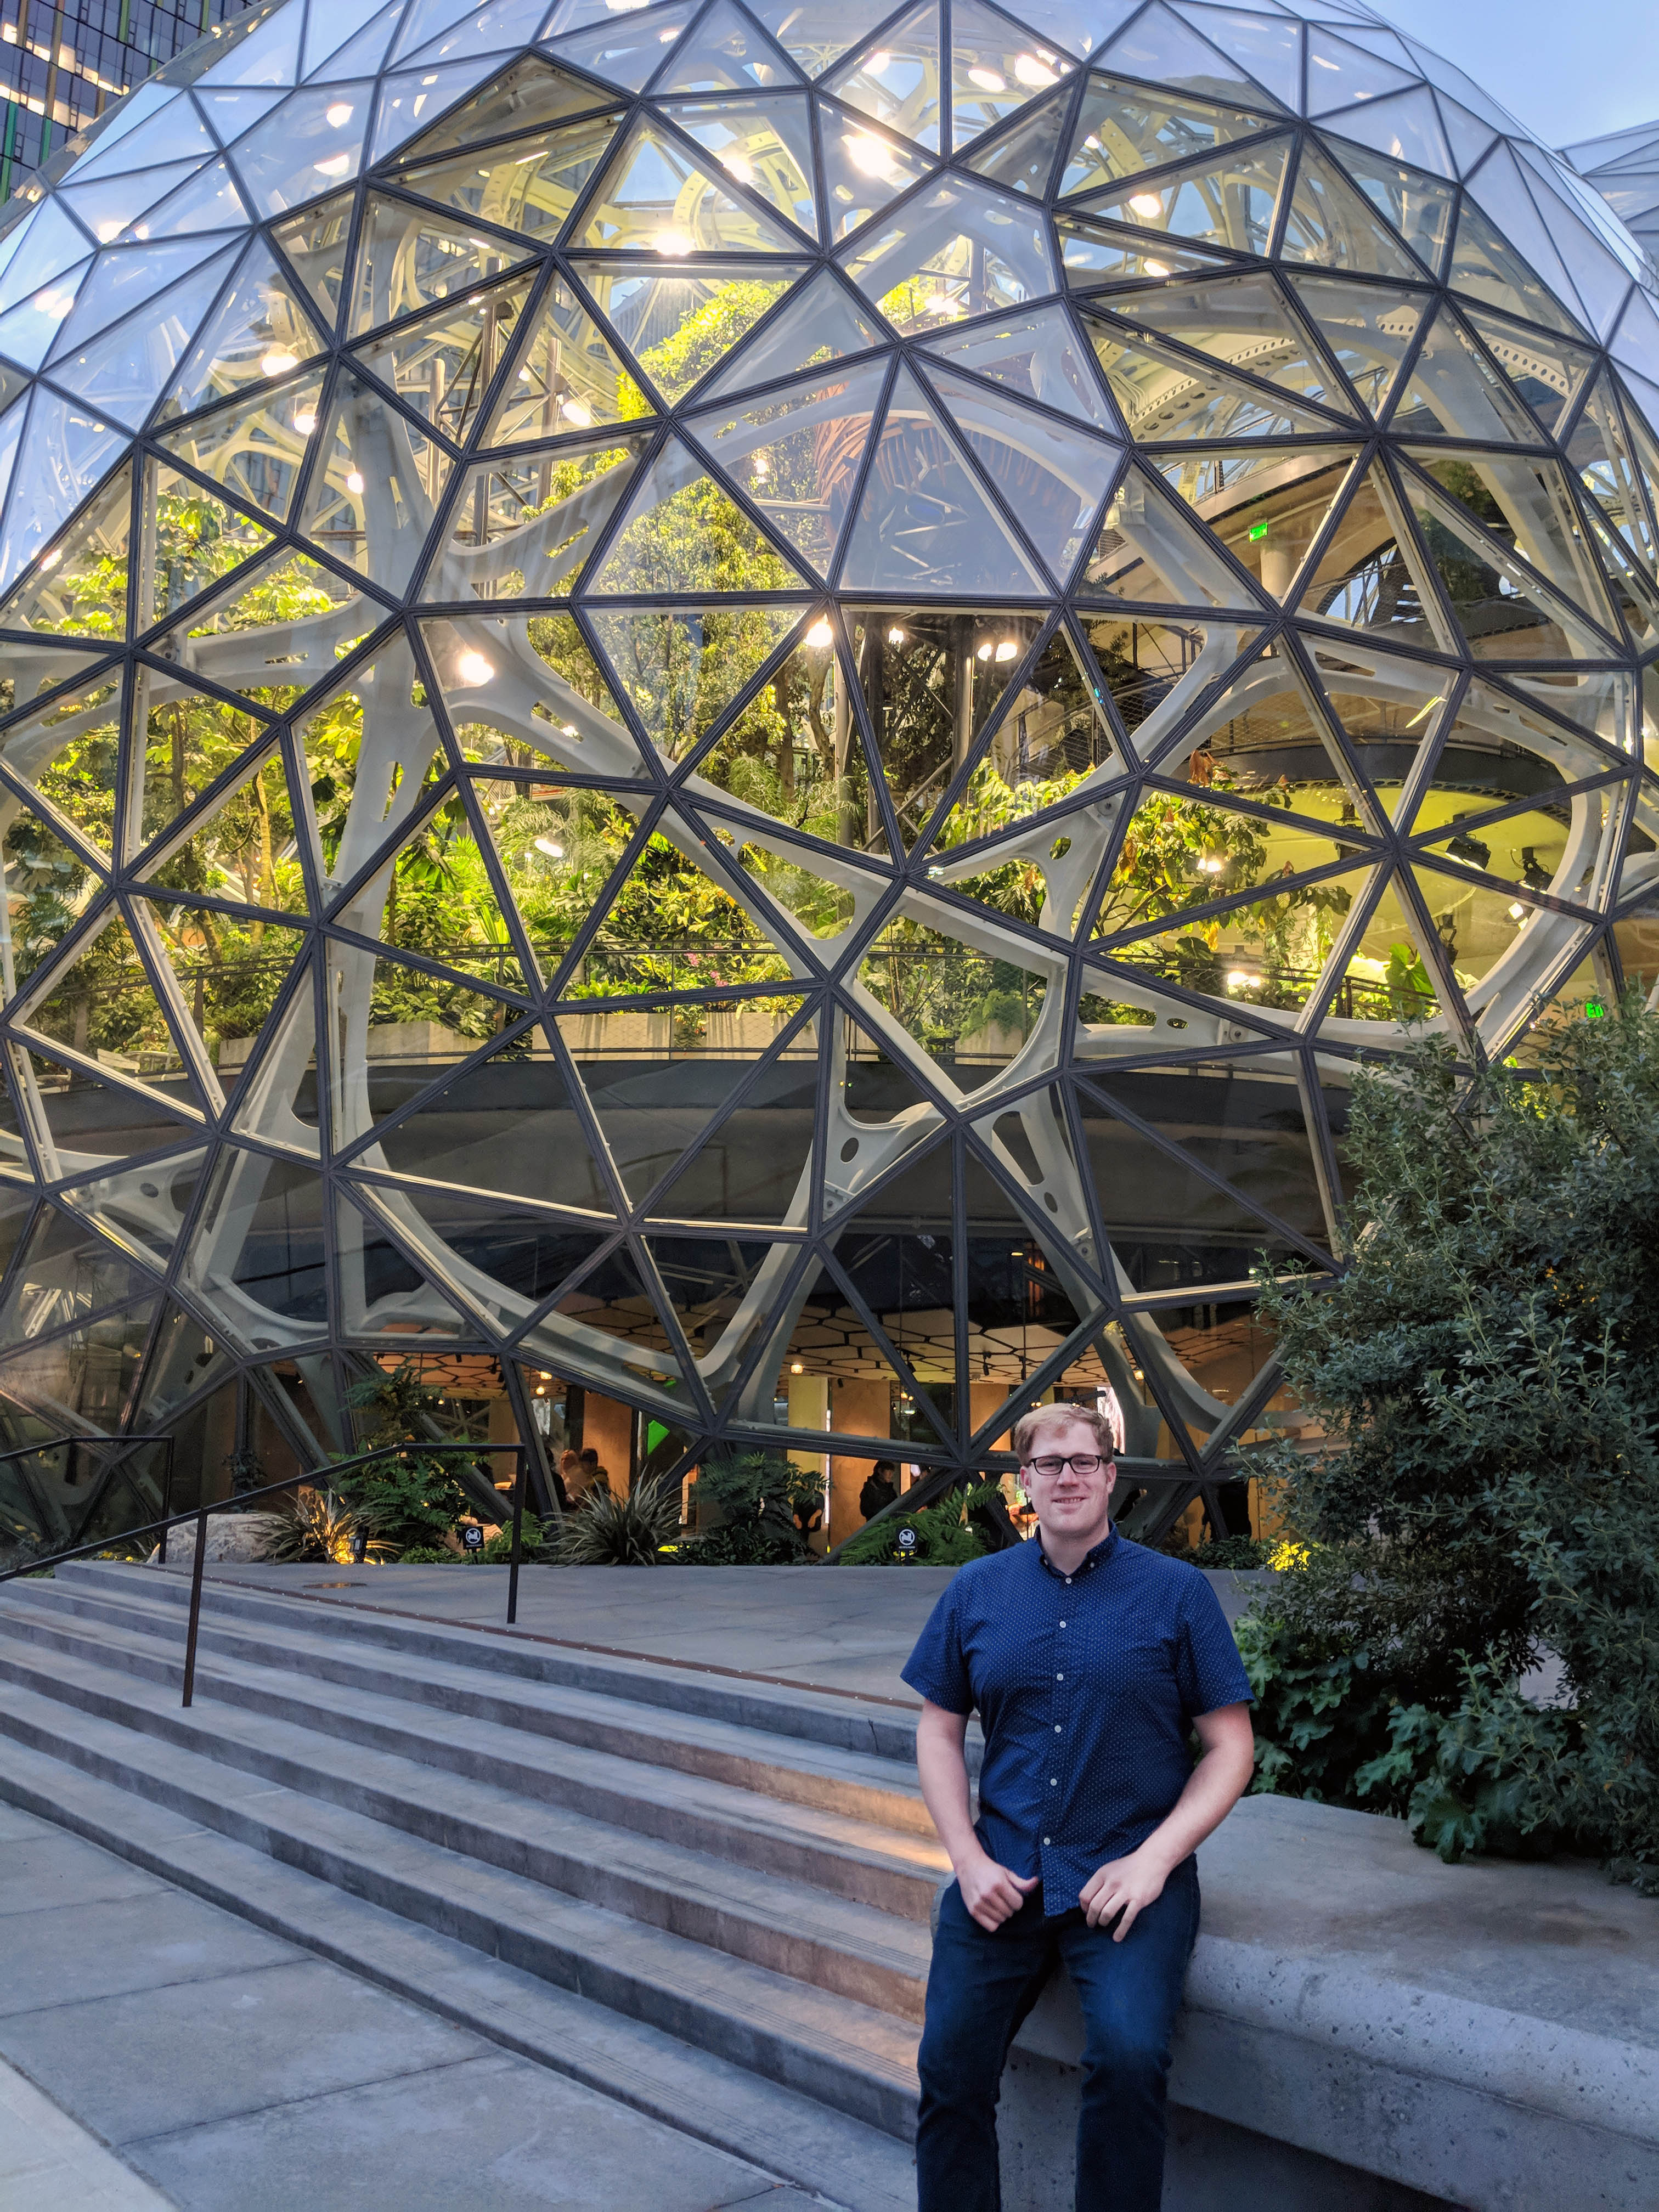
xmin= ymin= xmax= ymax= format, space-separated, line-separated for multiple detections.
xmin=902 ymin=1401 xmax=1255 ymax=2212
xmin=859 ymin=1459 xmax=899 ymax=1523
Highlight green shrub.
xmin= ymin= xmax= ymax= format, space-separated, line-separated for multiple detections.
xmin=681 ymin=1451 xmax=819 ymax=1565
xmin=835 ymin=1481 xmax=1002 ymax=1566
xmin=554 ymin=1475 xmax=680 ymax=1565
xmin=1184 ymin=1536 xmax=1273 ymax=1569
xmin=1238 ymin=1000 xmax=1659 ymax=1892
xmin=396 ymin=1545 xmax=455 ymax=1564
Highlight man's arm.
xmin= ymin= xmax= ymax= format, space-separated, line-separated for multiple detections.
xmin=915 ymin=1700 xmax=1039 ymax=1932
xmin=1079 ymin=1703 xmax=1255 ymax=1940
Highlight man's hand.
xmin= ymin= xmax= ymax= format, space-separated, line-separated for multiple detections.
xmin=1079 ymin=1843 xmax=1171 ymax=1941
xmin=956 ymin=1848 xmax=1039 ymax=1931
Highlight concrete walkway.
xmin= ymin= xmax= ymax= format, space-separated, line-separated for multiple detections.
xmin=187 ymin=1562 xmax=1273 ymax=1701
xmin=0 ymin=1798 xmax=825 ymax=2211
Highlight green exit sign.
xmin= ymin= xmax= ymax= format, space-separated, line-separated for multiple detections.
xmin=1248 ymin=522 xmax=1269 ymax=542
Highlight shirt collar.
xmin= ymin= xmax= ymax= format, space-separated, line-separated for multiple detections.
xmin=1034 ymin=1525 xmax=1118 ymax=1578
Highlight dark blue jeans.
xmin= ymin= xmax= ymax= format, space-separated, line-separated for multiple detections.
xmin=916 ymin=1860 xmax=1200 ymax=2212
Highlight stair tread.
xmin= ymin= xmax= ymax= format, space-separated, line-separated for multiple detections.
xmin=37 ymin=1567 xmax=934 ymax=1814
xmin=0 ymin=1730 xmax=918 ymax=2211
xmin=0 ymin=1623 xmax=935 ymax=1981
xmin=0 ymin=1588 xmax=944 ymax=1885
xmin=0 ymin=1669 xmax=923 ymax=2089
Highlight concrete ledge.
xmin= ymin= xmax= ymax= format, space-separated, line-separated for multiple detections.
xmin=997 ymin=1794 xmax=1659 ymax=2212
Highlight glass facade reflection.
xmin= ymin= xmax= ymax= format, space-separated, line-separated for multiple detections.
xmin=0 ymin=0 xmax=1657 ymax=1552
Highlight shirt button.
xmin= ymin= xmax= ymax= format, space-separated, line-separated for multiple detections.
xmin=1059 ymin=1621 xmax=1066 ymax=1628
xmin=1056 ymin=1672 xmax=1063 ymax=1680
xmin=1043 ymin=1837 xmax=1051 ymax=1847
xmin=1054 ymin=1724 xmax=1062 ymax=1733
xmin=1064 ymin=1577 xmax=1072 ymax=1585
xmin=1050 ymin=1778 xmax=1058 ymax=1786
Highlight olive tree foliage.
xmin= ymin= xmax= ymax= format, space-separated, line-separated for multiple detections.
xmin=1238 ymin=1000 xmax=1659 ymax=1889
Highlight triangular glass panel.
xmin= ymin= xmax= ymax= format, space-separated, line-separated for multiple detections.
xmin=1447 ymin=200 xmax=1586 ymax=342
xmin=393 ymin=0 xmax=549 ymax=66
xmin=351 ymin=272 xmax=535 ymax=449
xmin=295 ymin=637 xmax=448 ymax=901
xmin=1057 ymin=213 xmax=1233 ymax=291
xmin=0 ymin=395 xmax=122 ymax=594
xmin=161 ymin=238 xmax=330 ymax=419
xmin=370 ymin=60 xmax=523 ymax=167
xmin=486 ymin=275 xmax=647 ymax=445
xmin=0 ymin=797 xmax=108 ymax=997
xmin=1116 ymin=273 xmax=1361 ymax=417
xmin=817 ymin=105 xmax=938 ymax=242
xmin=1582 ymin=511 xmax=1659 ymax=649
xmin=582 ymin=435 xmax=811 ymax=595
xmin=180 ymin=1150 xmax=325 ymax=1338
xmin=1081 ymin=311 xmax=1338 ymax=441
xmin=391 ymin=56 xmax=611 ymax=156
xmin=576 ymin=115 xmax=806 ymax=253
xmin=691 ymin=357 xmax=887 ymax=579
xmin=145 ymin=550 xmax=358 ymax=718
xmin=335 ymin=1187 xmax=476 ymax=1341
xmin=1403 ymin=450 xmax=1620 ymax=636
xmin=848 ymin=603 xmax=1047 ymax=848
xmin=392 ymin=111 xmax=624 ymax=245
xmin=127 ymin=683 xmax=275 ymax=862
xmin=963 ymin=82 xmax=1072 ymax=198
xmin=10 ymin=1041 xmax=201 ymax=1170
xmin=55 ymin=1148 xmax=207 ymax=1272
xmin=923 ymin=364 xmax=1118 ymax=583
xmin=58 ymin=156 xmax=210 ymax=243
xmin=1297 ymin=639 xmax=1453 ymax=824
xmin=1059 ymin=73 xmax=1277 ymax=202
xmin=1386 ymin=301 xmax=1545 ymax=446
xmin=349 ymin=195 xmax=534 ymax=339
xmin=588 ymin=605 xmax=802 ymax=759
xmin=656 ymin=95 xmax=816 ymax=241
xmin=1080 ymin=461 xmax=1262 ymax=611
xmin=0 ymin=1200 xmax=156 ymax=1330
xmin=146 ymin=909 xmax=308 ymax=1071
xmin=1280 ymin=273 xmax=1429 ymax=420
xmin=844 ymin=170 xmax=1058 ymax=332
xmin=544 ymin=4 xmax=701 ymax=95
xmin=1291 ymin=459 xmax=1454 ymax=652
xmin=1094 ymin=782 xmax=1367 ymax=942
xmin=41 ymin=235 xmax=222 ymax=363
xmin=356 ymin=1182 xmax=612 ymax=1340
xmin=551 ymin=834 xmax=792 ymax=1000
xmin=1165 ymin=1 xmax=1300 ymax=110
xmin=1178 ymin=448 xmax=1359 ymax=605
xmin=303 ymin=0 xmax=411 ymax=80
xmin=142 ymin=461 xmax=276 ymax=629
xmin=1169 ymin=634 xmax=1381 ymax=827
xmin=920 ymin=304 xmax=1117 ymax=434
xmin=425 ymin=433 xmax=645 ymax=601
xmin=857 ymin=911 xmax=1053 ymax=1080
xmin=46 ymin=248 xmax=242 ymax=433
xmin=949 ymin=0 xmax=1073 ymax=153
xmin=0 ymin=468 xmax=131 ymax=641
xmin=649 ymin=0 xmax=801 ymax=91
xmin=699 ymin=270 xmax=884 ymax=402
xmin=821 ymin=1 xmax=943 ymax=154
xmin=1320 ymin=133 xmax=1454 ymax=272
xmin=572 ymin=998 xmax=810 ymax=1209
xmin=138 ymin=752 xmax=308 ymax=919
xmin=223 ymin=80 xmax=382 ymax=219
xmin=21 ymin=910 xmax=193 ymax=1082
xmin=265 ymin=191 xmax=355 ymax=337
xmin=1566 ymin=371 xmax=1658 ymax=574
xmin=1098 ymin=855 xmax=1378 ymax=1020
xmin=427 ymin=611 xmax=639 ymax=776
xmin=1074 ymin=136 xmax=1290 ymax=259
xmin=1090 ymin=4 xmax=1260 ymax=99
xmin=517 ymin=1231 xmax=689 ymax=1388
xmin=839 ymin=366 xmax=1049 ymax=596
xmin=1278 ymin=143 xmax=1422 ymax=280
xmin=155 ymin=373 xmax=324 ymax=528
xmin=741 ymin=0 xmax=900 ymax=79
xmin=573 ymin=261 xmax=809 ymax=403
xmin=1303 ymin=25 xmax=1418 ymax=112
xmin=1411 ymin=791 xmax=1610 ymax=909
xmin=1401 ymin=464 xmax=1612 ymax=663
xmin=0 ymin=670 xmax=123 ymax=855
xmin=693 ymin=643 xmax=891 ymax=870
xmin=297 ymin=387 xmax=455 ymax=596
xmin=1462 ymin=307 xmax=1596 ymax=437
xmin=1408 ymin=862 xmax=1580 ymax=996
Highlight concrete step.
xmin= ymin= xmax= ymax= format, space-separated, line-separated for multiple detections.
xmin=0 ymin=1669 xmax=922 ymax=2138
xmin=0 ymin=1611 xmax=933 ymax=2019
xmin=57 ymin=1560 xmax=928 ymax=1768
xmin=0 ymin=1730 xmax=918 ymax=2212
xmin=0 ymin=1583 xmax=946 ymax=1923
xmin=43 ymin=1561 xmax=943 ymax=1825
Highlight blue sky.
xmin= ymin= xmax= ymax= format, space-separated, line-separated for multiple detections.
xmin=1377 ymin=0 xmax=1659 ymax=149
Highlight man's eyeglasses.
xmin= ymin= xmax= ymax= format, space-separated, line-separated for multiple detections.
xmin=1024 ymin=1454 xmax=1110 ymax=1479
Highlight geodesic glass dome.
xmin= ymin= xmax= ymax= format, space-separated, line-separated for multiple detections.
xmin=1 ymin=0 xmax=1657 ymax=1551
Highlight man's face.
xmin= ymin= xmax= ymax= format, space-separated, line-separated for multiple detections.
xmin=1022 ymin=1418 xmax=1116 ymax=1536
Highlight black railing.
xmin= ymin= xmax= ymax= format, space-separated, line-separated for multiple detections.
xmin=0 ymin=1441 xmax=530 ymax=1711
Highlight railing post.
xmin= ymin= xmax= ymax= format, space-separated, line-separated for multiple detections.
xmin=506 ymin=1445 xmax=526 ymax=1627
xmin=181 ymin=1505 xmax=209 ymax=1709
xmin=157 ymin=1437 xmax=176 ymax=1567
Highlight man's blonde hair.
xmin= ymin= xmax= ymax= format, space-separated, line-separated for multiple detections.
xmin=1010 ymin=1401 xmax=1116 ymax=1464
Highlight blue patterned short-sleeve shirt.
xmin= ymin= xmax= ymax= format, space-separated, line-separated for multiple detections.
xmin=902 ymin=1530 xmax=1253 ymax=1915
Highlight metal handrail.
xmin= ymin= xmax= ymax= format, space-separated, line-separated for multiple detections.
xmin=0 ymin=1440 xmax=531 ymax=1709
